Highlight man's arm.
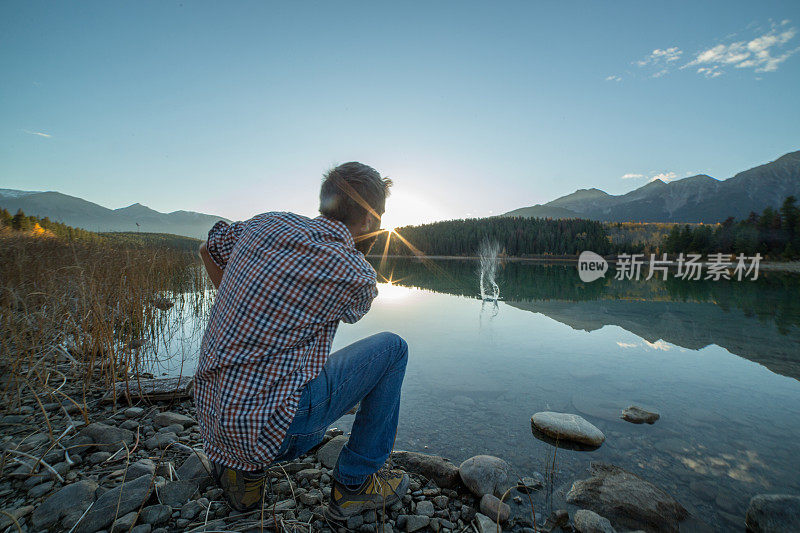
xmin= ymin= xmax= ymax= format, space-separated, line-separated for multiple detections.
xmin=199 ymin=241 xmax=223 ymax=289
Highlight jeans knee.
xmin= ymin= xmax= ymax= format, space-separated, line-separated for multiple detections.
xmin=377 ymin=331 xmax=408 ymax=367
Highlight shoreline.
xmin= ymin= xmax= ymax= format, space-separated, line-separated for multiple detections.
xmin=367 ymin=254 xmax=800 ymax=272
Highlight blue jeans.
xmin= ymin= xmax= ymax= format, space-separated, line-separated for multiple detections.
xmin=270 ymin=331 xmax=409 ymax=486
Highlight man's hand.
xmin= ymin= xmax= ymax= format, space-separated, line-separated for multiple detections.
xmin=199 ymin=241 xmax=224 ymax=289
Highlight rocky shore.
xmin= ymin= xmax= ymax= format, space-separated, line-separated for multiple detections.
xmin=2 ymin=389 xmax=798 ymax=533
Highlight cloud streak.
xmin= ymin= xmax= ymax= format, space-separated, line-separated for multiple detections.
xmin=628 ymin=20 xmax=798 ymax=80
xmin=683 ymin=23 xmax=798 ymax=76
xmin=23 ymin=130 xmax=52 ymax=138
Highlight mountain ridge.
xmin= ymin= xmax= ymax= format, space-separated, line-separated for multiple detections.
xmin=0 ymin=190 xmax=229 ymax=240
xmin=503 ymin=150 xmax=800 ymax=223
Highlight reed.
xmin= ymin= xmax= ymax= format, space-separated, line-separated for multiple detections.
xmin=0 ymin=232 xmax=209 ymax=412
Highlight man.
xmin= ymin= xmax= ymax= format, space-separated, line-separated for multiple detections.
xmin=195 ymin=162 xmax=410 ymax=519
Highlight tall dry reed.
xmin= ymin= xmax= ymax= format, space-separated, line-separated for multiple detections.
xmin=0 ymin=233 xmax=209 ymax=413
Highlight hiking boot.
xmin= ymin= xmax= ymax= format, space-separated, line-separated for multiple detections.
xmin=324 ymin=467 xmax=410 ymax=520
xmin=211 ymin=462 xmax=268 ymax=512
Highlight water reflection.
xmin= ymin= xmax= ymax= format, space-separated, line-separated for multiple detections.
xmin=369 ymin=258 xmax=800 ymax=381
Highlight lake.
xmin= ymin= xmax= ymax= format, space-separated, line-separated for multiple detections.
xmin=150 ymin=258 xmax=800 ymax=530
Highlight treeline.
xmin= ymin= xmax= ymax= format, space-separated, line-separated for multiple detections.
xmin=1 ymin=208 xmax=201 ymax=252
xmin=374 ymin=217 xmax=616 ymax=256
xmin=661 ymin=196 xmax=800 ymax=259
xmin=1 ymin=208 xmax=98 ymax=241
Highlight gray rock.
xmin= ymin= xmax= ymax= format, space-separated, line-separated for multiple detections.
xmin=0 ymin=506 xmax=34 ymax=530
xmin=458 ymin=455 xmax=514 ymax=498
xmin=745 ymin=494 xmax=800 ymax=533
xmin=299 ymin=489 xmax=323 ymax=506
xmin=158 ymin=423 xmax=184 ymax=434
xmin=517 ymin=473 xmax=544 ymax=493
xmin=621 ymin=406 xmax=660 ymax=425
xmin=348 ymin=514 xmax=365 ymax=529
xmin=75 ymin=475 xmax=154 ymax=533
xmin=145 ymin=432 xmax=178 ymax=450
xmin=176 ymin=450 xmax=212 ymax=489
xmin=574 ymin=509 xmax=617 ymax=533
xmin=401 ymin=514 xmax=430 ymax=532
xmin=566 ymin=463 xmax=687 ymax=532
xmin=120 ymin=419 xmax=140 ymax=430
xmin=474 ymin=512 xmax=501 ymax=533
xmin=111 ymin=511 xmax=139 ymax=533
xmin=274 ymin=498 xmax=296 ymax=511
xmin=317 ymin=435 xmax=348 ymax=469
xmin=89 ymin=451 xmax=113 ymax=464
xmin=479 ymin=494 xmax=510 ymax=523
xmin=181 ymin=499 xmax=206 ymax=520
xmin=432 ymin=495 xmax=449 ymax=509
xmin=416 ymin=500 xmax=435 ymax=517
xmin=31 ymin=479 xmax=98 ymax=529
xmin=75 ymin=422 xmax=136 ymax=453
xmin=27 ymin=481 xmax=54 ymax=498
xmin=125 ymin=407 xmax=145 ymax=418
xmin=157 ymin=479 xmax=198 ymax=507
xmin=297 ymin=468 xmax=323 ymax=481
xmin=132 ymin=525 xmax=152 ymax=533
xmin=153 ymin=411 xmax=195 ymax=428
xmin=391 ymin=450 xmax=462 ymax=489
xmin=140 ymin=504 xmax=172 ymax=525
xmin=126 ymin=458 xmax=156 ymax=481
xmin=531 ymin=412 xmax=605 ymax=446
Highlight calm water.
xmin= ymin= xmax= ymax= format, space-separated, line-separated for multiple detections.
xmin=150 ymin=259 xmax=800 ymax=531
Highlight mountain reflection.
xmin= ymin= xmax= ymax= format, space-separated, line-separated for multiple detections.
xmin=368 ymin=258 xmax=800 ymax=381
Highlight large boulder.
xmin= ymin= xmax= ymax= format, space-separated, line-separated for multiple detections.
xmin=458 ymin=455 xmax=514 ymax=498
xmin=74 ymin=475 xmax=154 ymax=533
xmin=157 ymin=479 xmax=199 ymax=508
xmin=745 ymin=494 xmax=800 ymax=532
xmin=31 ymin=479 xmax=98 ymax=530
xmin=531 ymin=412 xmax=605 ymax=447
xmin=566 ymin=463 xmax=687 ymax=533
xmin=391 ymin=450 xmax=461 ymax=489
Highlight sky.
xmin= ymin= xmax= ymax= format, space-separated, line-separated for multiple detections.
xmin=2 ymin=1 xmax=799 ymax=228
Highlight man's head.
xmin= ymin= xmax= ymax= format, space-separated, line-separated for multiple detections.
xmin=319 ymin=162 xmax=392 ymax=255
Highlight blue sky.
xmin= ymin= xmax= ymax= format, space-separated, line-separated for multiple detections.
xmin=1 ymin=1 xmax=799 ymax=227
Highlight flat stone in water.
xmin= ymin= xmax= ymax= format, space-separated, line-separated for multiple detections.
xmin=621 ymin=406 xmax=660 ymax=425
xmin=531 ymin=412 xmax=605 ymax=447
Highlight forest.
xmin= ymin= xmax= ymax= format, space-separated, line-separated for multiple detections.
xmin=374 ymin=216 xmax=617 ymax=257
xmin=661 ymin=196 xmax=800 ymax=259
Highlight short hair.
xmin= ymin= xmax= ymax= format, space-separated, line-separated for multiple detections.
xmin=319 ymin=162 xmax=393 ymax=226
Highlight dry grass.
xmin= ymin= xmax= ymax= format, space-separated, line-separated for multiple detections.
xmin=0 ymin=233 xmax=209 ymax=414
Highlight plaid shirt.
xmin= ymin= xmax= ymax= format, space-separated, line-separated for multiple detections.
xmin=195 ymin=212 xmax=378 ymax=470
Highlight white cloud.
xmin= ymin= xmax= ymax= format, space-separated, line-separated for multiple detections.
xmin=650 ymin=171 xmax=678 ymax=182
xmin=23 ymin=130 xmax=51 ymax=138
xmin=683 ymin=23 xmax=798 ymax=76
xmin=605 ymin=75 xmax=622 ymax=82
xmin=621 ymin=173 xmax=644 ymax=179
xmin=637 ymin=46 xmax=683 ymax=67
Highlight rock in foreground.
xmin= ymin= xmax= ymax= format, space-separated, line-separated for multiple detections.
xmin=745 ymin=493 xmax=800 ymax=533
xmin=566 ymin=462 xmax=687 ymax=532
xmin=459 ymin=455 xmax=514 ymax=498
xmin=531 ymin=412 xmax=605 ymax=447
xmin=391 ymin=450 xmax=461 ymax=489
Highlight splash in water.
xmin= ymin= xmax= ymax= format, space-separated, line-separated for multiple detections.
xmin=479 ymin=239 xmax=501 ymax=301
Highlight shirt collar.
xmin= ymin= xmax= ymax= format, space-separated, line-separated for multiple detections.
xmin=315 ymin=215 xmax=355 ymax=250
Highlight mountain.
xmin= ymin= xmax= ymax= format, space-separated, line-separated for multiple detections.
xmin=0 ymin=189 xmax=229 ymax=239
xmin=502 ymin=150 xmax=800 ymax=223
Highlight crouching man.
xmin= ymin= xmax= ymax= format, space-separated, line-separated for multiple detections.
xmin=195 ymin=162 xmax=410 ymax=519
